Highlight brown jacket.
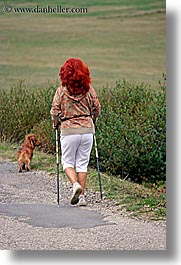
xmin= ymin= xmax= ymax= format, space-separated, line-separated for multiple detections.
xmin=50 ymin=86 xmax=101 ymax=135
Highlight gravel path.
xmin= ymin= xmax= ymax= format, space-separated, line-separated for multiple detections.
xmin=0 ymin=159 xmax=166 ymax=250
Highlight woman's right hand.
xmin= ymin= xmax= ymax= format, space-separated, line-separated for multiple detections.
xmin=52 ymin=119 xmax=59 ymax=130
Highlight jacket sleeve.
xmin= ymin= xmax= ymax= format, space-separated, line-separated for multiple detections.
xmin=90 ymin=87 xmax=101 ymax=122
xmin=50 ymin=88 xmax=62 ymax=121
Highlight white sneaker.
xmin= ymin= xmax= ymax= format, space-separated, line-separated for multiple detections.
xmin=77 ymin=195 xmax=87 ymax=206
xmin=71 ymin=182 xmax=82 ymax=205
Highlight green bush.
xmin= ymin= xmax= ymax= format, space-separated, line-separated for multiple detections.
xmin=0 ymin=79 xmax=166 ymax=184
xmin=0 ymin=81 xmax=56 ymax=143
xmin=93 ymin=79 xmax=166 ymax=183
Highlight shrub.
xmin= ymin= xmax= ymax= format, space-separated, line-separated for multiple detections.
xmin=93 ymin=79 xmax=166 ymax=183
xmin=0 ymin=81 xmax=56 ymax=143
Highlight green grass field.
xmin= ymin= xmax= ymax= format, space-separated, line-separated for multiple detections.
xmin=0 ymin=0 xmax=166 ymax=90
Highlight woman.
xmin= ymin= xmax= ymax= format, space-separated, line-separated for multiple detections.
xmin=50 ymin=58 xmax=101 ymax=206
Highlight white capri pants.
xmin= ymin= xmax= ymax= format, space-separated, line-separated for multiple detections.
xmin=60 ymin=134 xmax=93 ymax=172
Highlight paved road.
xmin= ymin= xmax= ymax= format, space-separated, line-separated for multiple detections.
xmin=0 ymin=159 xmax=166 ymax=250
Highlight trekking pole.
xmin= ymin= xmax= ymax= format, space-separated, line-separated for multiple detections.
xmin=55 ymin=128 xmax=60 ymax=207
xmin=93 ymin=133 xmax=103 ymax=200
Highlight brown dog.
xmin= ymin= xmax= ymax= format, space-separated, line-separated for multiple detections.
xmin=17 ymin=134 xmax=41 ymax=172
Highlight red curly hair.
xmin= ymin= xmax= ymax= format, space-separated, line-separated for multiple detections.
xmin=59 ymin=58 xmax=91 ymax=95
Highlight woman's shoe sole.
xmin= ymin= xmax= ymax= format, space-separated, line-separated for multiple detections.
xmin=70 ymin=187 xmax=82 ymax=205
